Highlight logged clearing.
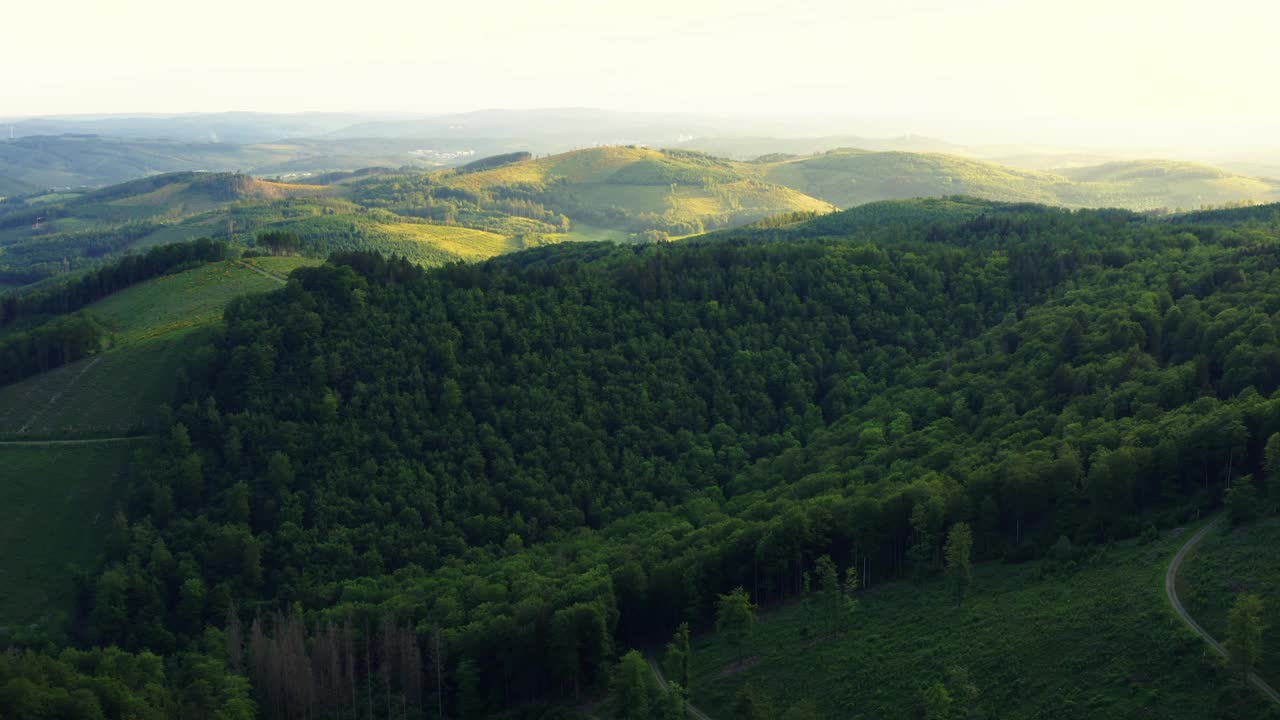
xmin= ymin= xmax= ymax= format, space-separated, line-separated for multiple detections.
xmin=0 ymin=257 xmax=313 ymax=437
xmin=90 ymin=259 xmax=286 ymax=345
xmin=0 ymin=443 xmax=131 ymax=626
xmin=0 ymin=335 xmax=196 ymax=437
xmin=689 ymin=527 xmax=1268 ymax=720
xmin=377 ymin=223 xmax=516 ymax=261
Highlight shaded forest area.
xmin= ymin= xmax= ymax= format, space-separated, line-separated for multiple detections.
xmin=10 ymin=199 xmax=1280 ymax=717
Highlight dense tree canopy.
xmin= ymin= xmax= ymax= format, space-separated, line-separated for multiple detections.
xmin=30 ymin=198 xmax=1280 ymax=717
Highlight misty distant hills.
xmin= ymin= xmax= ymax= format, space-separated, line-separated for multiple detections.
xmin=757 ymin=150 xmax=1280 ymax=210
xmin=0 ymin=135 xmax=493 ymax=190
xmin=0 ymin=112 xmax=409 ymax=144
xmin=2 ymin=110 xmax=1279 ymax=215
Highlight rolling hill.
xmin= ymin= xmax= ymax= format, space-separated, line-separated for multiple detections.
xmin=0 ymin=134 xmax=465 ymax=191
xmin=5 ymin=146 xmax=1279 ymax=298
xmin=435 ymin=145 xmax=834 ymax=234
xmin=1054 ymin=160 xmax=1280 ymax=208
xmin=0 ymin=173 xmax=331 ymax=282
xmin=760 ymin=149 xmax=1069 ymax=207
xmin=7 ymin=199 xmax=1280 ymax=715
xmin=758 ymin=149 xmax=1280 ymax=210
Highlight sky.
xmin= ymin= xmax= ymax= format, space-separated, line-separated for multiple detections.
xmin=6 ymin=0 xmax=1280 ymax=148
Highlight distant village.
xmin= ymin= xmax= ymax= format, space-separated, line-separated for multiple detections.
xmin=408 ymin=148 xmax=477 ymax=162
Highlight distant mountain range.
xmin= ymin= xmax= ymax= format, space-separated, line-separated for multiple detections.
xmin=4 ymin=109 xmax=1279 ymax=197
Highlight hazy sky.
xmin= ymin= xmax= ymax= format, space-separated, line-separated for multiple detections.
xmin=7 ymin=0 xmax=1279 ymax=147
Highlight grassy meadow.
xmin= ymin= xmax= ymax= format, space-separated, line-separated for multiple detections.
xmin=0 ymin=443 xmax=133 ymax=627
xmin=1179 ymin=516 xmax=1280 ymax=690
xmin=686 ymin=525 xmax=1269 ymax=719
xmin=0 ymin=257 xmax=314 ymax=438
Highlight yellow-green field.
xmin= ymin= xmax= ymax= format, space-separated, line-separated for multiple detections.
xmin=445 ymin=146 xmax=653 ymax=191
xmin=757 ymin=150 xmax=1280 ymax=210
xmin=376 ymin=223 xmax=516 ymax=261
xmin=561 ymin=224 xmax=632 ymax=243
xmin=441 ymin=146 xmax=835 ymax=225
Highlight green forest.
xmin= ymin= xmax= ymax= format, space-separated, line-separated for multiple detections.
xmin=4 ymin=145 xmax=1279 ymax=299
xmin=7 ymin=197 xmax=1280 ymax=717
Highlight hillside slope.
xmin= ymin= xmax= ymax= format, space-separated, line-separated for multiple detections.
xmin=437 ymin=145 xmax=834 ymax=234
xmin=0 ymin=253 xmax=317 ymax=636
xmin=761 ymin=150 xmax=1280 ymax=210
xmin=0 ymin=134 xmax=465 ymax=190
xmin=46 ymin=201 xmax=1278 ymax=719
xmin=761 ymin=149 xmax=1071 ymax=207
xmin=0 ymin=255 xmax=316 ymax=438
xmin=688 ymin=526 xmax=1267 ymax=719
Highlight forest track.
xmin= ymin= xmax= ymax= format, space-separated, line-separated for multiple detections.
xmin=1165 ymin=515 xmax=1280 ymax=704
xmin=0 ymin=435 xmax=151 ymax=446
xmin=16 ymin=354 xmax=104 ymax=434
xmin=648 ymin=654 xmax=714 ymax=720
xmin=234 ymin=259 xmax=289 ymax=283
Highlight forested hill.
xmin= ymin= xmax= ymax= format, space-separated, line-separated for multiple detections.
xmin=42 ymin=198 xmax=1280 ymax=718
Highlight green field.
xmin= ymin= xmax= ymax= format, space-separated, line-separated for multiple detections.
xmin=1179 ymin=516 xmax=1280 ymax=690
xmin=240 ymin=254 xmax=323 ymax=278
xmin=0 ymin=443 xmax=133 ymax=628
xmin=90 ymin=258 xmax=299 ymax=345
xmin=0 ymin=335 xmax=197 ymax=437
xmin=562 ymin=223 xmax=632 ymax=243
xmin=132 ymin=214 xmax=227 ymax=249
xmin=0 ymin=257 xmax=314 ymax=438
xmin=686 ymin=526 xmax=1268 ymax=719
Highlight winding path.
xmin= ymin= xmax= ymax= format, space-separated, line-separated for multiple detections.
xmin=648 ymin=655 xmax=713 ymax=720
xmin=234 ymin=259 xmax=290 ymax=284
xmin=1165 ymin=515 xmax=1280 ymax=704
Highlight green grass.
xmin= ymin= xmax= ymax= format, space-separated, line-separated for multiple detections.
xmin=0 ymin=443 xmax=133 ymax=627
xmin=90 ymin=259 xmax=284 ymax=346
xmin=687 ymin=527 xmax=1269 ymax=719
xmin=24 ymin=193 xmax=82 ymax=205
xmin=240 ymin=255 xmax=323 ymax=278
xmin=132 ymin=215 xmax=227 ymax=249
xmin=562 ymin=224 xmax=632 ymax=243
xmin=0 ymin=335 xmax=199 ymax=437
xmin=0 ymin=255 xmax=309 ymax=633
xmin=0 ymin=258 xmax=303 ymax=438
xmin=1179 ymin=515 xmax=1280 ymax=689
